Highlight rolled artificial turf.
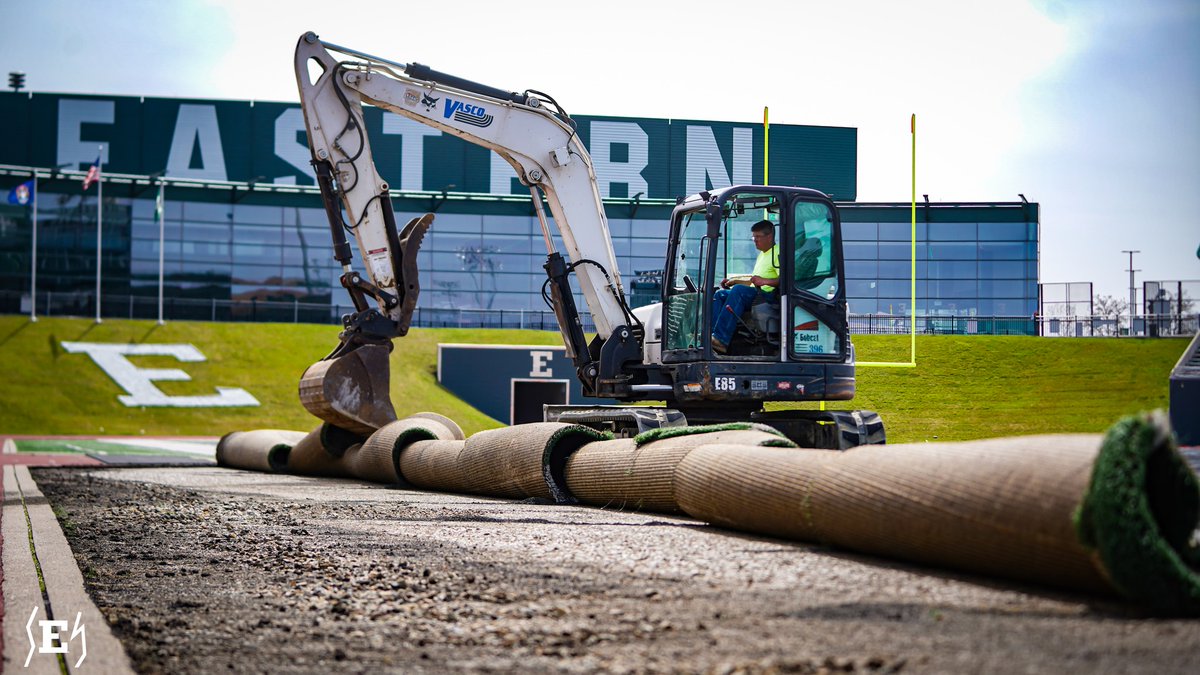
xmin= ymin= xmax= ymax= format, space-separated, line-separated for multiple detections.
xmin=1075 ymin=412 xmax=1200 ymax=614
xmin=634 ymin=422 xmax=792 ymax=447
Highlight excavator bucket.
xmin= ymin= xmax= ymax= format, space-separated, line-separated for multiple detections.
xmin=299 ymin=343 xmax=398 ymax=436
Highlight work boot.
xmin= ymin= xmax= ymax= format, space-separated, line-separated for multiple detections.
xmin=712 ymin=336 xmax=728 ymax=355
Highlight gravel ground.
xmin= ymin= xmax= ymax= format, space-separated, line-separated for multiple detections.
xmin=33 ymin=466 xmax=1200 ymax=674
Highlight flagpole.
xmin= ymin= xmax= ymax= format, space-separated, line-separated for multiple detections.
xmin=30 ymin=173 xmax=38 ymax=323
xmin=95 ymin=148 xmax=103 ymax=324
xmin=157 ymin=180 xmax=165 ymax=325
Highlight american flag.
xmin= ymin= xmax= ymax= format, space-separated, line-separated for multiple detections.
xmin=82 ymin=156 xmax=101 ymax=191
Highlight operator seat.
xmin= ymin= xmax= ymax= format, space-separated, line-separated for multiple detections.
xmin=749 ymin=296 xmax=781 ymax=344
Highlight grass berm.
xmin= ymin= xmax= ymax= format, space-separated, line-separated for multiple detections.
xmin=0 ymin=316 xmax=1186 ymax=442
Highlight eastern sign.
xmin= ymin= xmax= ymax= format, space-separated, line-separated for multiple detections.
xmin=0 ymin=92 xmax=857 ymax=200
xmin=437 ymin=343 xmax=616 ymax=424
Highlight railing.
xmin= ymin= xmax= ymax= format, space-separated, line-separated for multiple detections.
xmin=850 ymin=315 xmax=1039 ymax=336
xmin=1 ymin=290 xmax=1195 ymax=337
xmin=0 ymin=289 xmax=596 ymax=333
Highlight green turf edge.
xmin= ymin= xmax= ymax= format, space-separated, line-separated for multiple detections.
xmin=319 ymin=423 xmax=367 ymax=457
xmin=267 ymin=443 xmax=292 ymax=473
xmin=633 ymin=422 xmax=793 ymax=447
xmin=1074 ymin=412 xmax=1200 ymax=615
xmin=543 ymin=424 xmax=613 ymax=504
xmin=389 ymin=427 xmax=439 ymax=484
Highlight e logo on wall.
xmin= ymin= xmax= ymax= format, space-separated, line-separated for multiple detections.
xmin=61 ymin=342 xmax=259 ymax=407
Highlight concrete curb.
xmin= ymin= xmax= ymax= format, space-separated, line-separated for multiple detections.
xmin=2 ymin=465 xmax=134 ymax=674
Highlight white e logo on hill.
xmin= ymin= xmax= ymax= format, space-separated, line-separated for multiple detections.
xmin=61 ymin=342 xmax=259 ymax=408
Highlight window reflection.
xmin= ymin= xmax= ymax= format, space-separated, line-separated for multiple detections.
xmin=841 ymin=221 xmax=877 ymax=241
xmin=793 ymin=201 xmax=837 ymax=296
xmin=0 ymin=189 xmax=1039 ymax=322
xmin=928 ymin=222 xmax=977 ymax=241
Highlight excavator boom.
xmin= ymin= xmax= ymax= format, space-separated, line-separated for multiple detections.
xmin=293 ymin=32 xmax=644 ymax=431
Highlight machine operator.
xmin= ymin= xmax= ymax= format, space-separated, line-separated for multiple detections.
xmin=711 ymin=219 xmax=779 ymax=354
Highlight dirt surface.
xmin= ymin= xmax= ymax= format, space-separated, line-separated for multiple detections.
xmin=33 ymin=466 xmax=1200 ymax=674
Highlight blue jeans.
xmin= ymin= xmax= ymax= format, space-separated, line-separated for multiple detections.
xmin=712 ymin=284 xmax=760 ymax=345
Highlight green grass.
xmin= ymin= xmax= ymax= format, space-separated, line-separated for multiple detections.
xmin=793 ymin=334 xmax=1186 ymax=442
xmin=0 ymin=316 xmax=557 ymax=438
xmin=0 ymin=316 xmax=1187 ymax=443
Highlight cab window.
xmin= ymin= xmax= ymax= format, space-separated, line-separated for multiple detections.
xmin=793 ymin=201 xmax=838 ymax=298
xmin=718 ymin=193 xmax=780 ymax=283
xmin=665 ymin=209 xmax=706 ymax=350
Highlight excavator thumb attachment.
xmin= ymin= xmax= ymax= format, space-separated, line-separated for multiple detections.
xmin=298 ymin=212 xmax=435 ymax=435
xmin=392 ymin=212 xmax=433 ymax=336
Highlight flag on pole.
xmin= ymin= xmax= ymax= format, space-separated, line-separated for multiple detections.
xmin=7 ymin=179 xmax=34 ymax=206
xmin=82 ymin=156 xmax=101 ymax=191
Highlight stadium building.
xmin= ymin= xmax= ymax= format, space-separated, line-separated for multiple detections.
xmin=0 ymin=92 xmax=1039 ymax=332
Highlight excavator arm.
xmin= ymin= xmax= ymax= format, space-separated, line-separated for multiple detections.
xmin=294 ymin=32 xmax=645 ymax=430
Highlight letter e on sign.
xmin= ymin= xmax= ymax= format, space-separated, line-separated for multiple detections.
xmin=530 ymin=351 xmax=554 ymax=378
xmin=61 ymin=342 xmax=259 ymax=407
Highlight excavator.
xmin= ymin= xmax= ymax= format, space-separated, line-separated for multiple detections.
xmin=293 ymin=32 xmax=884 ymax=449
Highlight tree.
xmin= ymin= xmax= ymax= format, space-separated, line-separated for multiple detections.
xmin=1093 ymin=295 xmax=1126 ymax=336
xmin=456 ymin=245 xmax=501 ymax=309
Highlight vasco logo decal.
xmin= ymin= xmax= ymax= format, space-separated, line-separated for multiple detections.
xmin=443 ymin=98 xmax=493 ymax=128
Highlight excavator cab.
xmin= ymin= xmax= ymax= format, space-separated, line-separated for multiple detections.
xmin=661 ymin=186 xmax=853 ymax=402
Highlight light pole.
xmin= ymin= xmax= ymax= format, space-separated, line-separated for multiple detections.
xmin=1121 ymin=250 xmax=1140 ymax=335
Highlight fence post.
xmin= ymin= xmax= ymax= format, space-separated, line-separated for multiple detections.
xmin=294 ymin=297 xmax=299 ymax=323
xmin=211 ymin=298 xmax=216 ymax=322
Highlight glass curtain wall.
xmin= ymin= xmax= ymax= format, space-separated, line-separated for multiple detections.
xmin=1 ymin=191 xmax=1039 ymax=322
xmin=841 ymin=217 xmax=1038 ymax=318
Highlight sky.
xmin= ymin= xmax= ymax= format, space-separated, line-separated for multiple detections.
xmin=1 ymin=0 xmax=1197 ymax=302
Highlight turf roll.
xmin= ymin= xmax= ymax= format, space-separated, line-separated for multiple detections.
xmin=632 ymin=422 xmax=791 ymax=446
xmin=347 ymin=415 xmax=462 ymax=484
xmin=457 ymin=422 xmax=607 ymax=502
xmin=286 ymin=424 xmax=362 ymax=478
xmin=1075 ymin=412 xmax=1200 ymax=614
xmin=398 ymin=440 xmax=468 ymax=491
xmin=565 ymin=428 xmax=796 ymax=513
xmin=675 ymin=412 xmax=1200 ymax=612
xmin=216 ymin=429 xmax=307 ymax=473
xmin=677 ymin=438 xmax=1111 ymax=593
xmin=405 ymin=412 xmax=466 ymax=440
